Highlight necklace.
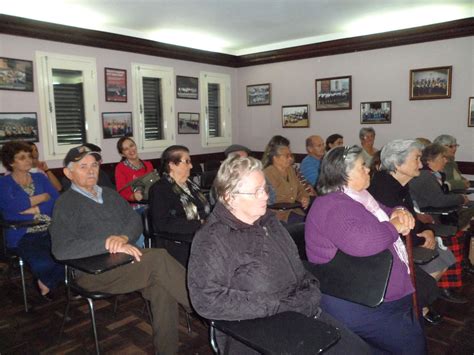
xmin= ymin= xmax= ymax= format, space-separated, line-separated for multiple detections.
xmin=12 ymin=172 xmax=32 ymax=187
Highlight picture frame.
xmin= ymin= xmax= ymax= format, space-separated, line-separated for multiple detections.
xmin=105 ymin=68 xmax=127 ymax=102
xmin=102 ymin=112 xmax=133 ymax=139
xmin=315 ymin=75 xmax=352 ymax=111
xmin=282 ymin=105 xmax=309 ymax=128
xmin=178 ymin=112 xmax=200 ymax=134
xmin=468 ymin=97 xmax=474 ymax=127
xmin=246 ymin=83 xmax=271 ymax=106
xmin=360 ymin=101 xmax=392 ymax=124
xmin=0 ymin=112 xmax=39 ymax=144
xmin=176 ymin=76 xmax=198 ymax=99
xmin=409 ymin=66 xmax=452 ymax=100
xmin=0 ymin=57 xmax=34 ymax=92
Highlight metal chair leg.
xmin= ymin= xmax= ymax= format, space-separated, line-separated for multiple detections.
xmin=86 ymin=298 xmax=100 ymax=355
xmin=18 ymin=257 xmax=28 ymax=312
xmin=58 ymin=299 xmax=71 ymax=342
xmin=185 ymin=311 xmax=192 ymax=334
xmin=209 ymin=321 xmax=219 ymax=354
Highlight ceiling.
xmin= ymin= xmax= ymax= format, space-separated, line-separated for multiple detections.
xmin=1 ymin=0 xmax=473 ymax=55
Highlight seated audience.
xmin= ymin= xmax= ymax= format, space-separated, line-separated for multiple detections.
xmin=115 ymin=137 xmax=153 ymax=205
xmin=224 ymin=144 xmax=251 ymax=158
xmin=325 ymin=133 xmax=344 ymax=151
xmin=369 ymin=139 xmax=456 ymax=320
xmin=300 ymin=135 xmax=325 ymax=187
xmin=306 ymin=145 xmax=426 ymax=353
xmin=149 ymin=145 xmax=210 ymax=266
xmin=50 ymin=145 xmax=190 ymax=355
xmin=187 ymin=156 xmax=372 ymax=354
xmin=61 ymin=143 xmax=114 ymax=191
xmin=0 ymin=141 xmax=63 ymax=299
xmin=27 ymin=142 xmax=62 ymax=191
xmin=416 ymin=137 xmax=431 ymax=147
xmin=359 ymin=127 xmax=378 ymax=165
xmin=262 ymin=135 xmax=310 ymax=223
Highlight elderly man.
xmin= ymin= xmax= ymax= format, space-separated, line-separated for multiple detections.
xmin=50 ymin=145 xmax=190 ymax=355
xmin=300 ymin=135 xmax=325 ymax=187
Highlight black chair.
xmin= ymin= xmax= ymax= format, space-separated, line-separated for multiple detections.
xmin=209 ymin=311 xmax=340 ymax=354
xmin=284 ymin=222 xmax=307 ymax=260
xmin=305 ymin=249 xmax=393 ymax=307
xmin=203 ymin=159 xmax=221 ymax=172
xmin=58 ymin=252 xmax=151 ymax=355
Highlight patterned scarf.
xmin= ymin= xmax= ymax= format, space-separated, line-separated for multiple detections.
xmin=343 ymin=186 xmax=410 ymax=274
xmin=164 ymin=173 xmax=210 ymax=221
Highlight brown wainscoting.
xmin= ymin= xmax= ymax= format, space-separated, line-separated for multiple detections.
xmin=1 ymin=15 xmax=473 ymax=67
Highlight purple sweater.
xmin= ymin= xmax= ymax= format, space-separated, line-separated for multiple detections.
xmin=305 ymin=192 xmax=414 ymax=302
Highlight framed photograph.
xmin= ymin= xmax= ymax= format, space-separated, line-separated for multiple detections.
xmin=0 ymin=57 xmax=34 ymax=92
xmin=315 ymin=75 xmax=351 ymax=111
xmin=360 ymin=101 xmax=392 ymax=124
xmin=0 ymin=112 xmax=38 ymax=144
xmin=282 ymin=105 xmax=309 ymax=128
xmin=178 ymin=112 xmax=200 ymax=134
xmin=247 ymin=83 xmax=271 ymax=106
xmin=102 ymin=112 xmax=133 ymax=139
xmin=176 ymin=76 xmax=198 ymax=99
xmin=468 ymin=97 xmax=474 ymax=127
xmin=409 ymin=66 xmax=452 ymax=100
xmin=105 ymin=68 xmax=127 ymax=102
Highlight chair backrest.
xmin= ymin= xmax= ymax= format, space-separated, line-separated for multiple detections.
xmin=283 ymin=222 xmax=307 ymax=261
xmin=203 ymin=159 xmax=221 ymax=172
xmin=200 ymin=170 xmax=217 ymax=190
xmin=305 ymin=249 xmax=393 ymax=307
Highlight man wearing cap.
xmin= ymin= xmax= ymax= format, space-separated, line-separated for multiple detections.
xmin=224 ymin=144 xmax=251 ymax=158
xmin=50 ymin=145 xmax=190 ymax=355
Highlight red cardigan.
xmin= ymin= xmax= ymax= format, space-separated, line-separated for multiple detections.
xmin=115 ymin=160 xmax=153 ymax=202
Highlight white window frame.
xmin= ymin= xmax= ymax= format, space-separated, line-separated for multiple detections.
xmin=36 ymin=52 xmax=100 ymax=160
xmin=200 ymin=71 xmax=232 ymax=148
xmin=131 ymin=63 xmax=175 ymax=152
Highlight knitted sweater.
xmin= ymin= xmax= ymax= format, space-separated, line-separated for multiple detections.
xmin=300 ymin=155 xmax=321 ymax=186
xmin=305 ymin=192 xmax=414 ymax=302
xmin=50 ymin=187 xmax=142 ymax=260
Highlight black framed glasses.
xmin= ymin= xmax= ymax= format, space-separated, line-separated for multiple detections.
xmin=178 ymin=159 xmax=192 ymax=165
xmin=234 ymin=186 xmax=269 ymax=199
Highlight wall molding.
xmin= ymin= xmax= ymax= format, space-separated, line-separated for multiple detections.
xmin=1 ymin=15 xmax=473 ymax=67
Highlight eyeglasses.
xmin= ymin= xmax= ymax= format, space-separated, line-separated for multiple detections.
xmin=234 ymin=186 xmax=269 ymax=199
xmin=178 ymin=159 xmax=192 ymax=165
xmin=446 ymin=144 xmax=459 ymax=148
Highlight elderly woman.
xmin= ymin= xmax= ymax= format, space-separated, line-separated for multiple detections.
xmin=187 ymin=156 xmax=371 ymax=354
xmin=305 ymin=145 xmax=426 ymax=354
xmin=433 ymin=134 xmax=471 ymax=191
xmin=325 ymin=133 xmax=344 ymax=151
xmin=369 ymin=139 xmax=456 ymax=320
xmin=0 ymin=141 xmax=63 ymax=299
xmin=262 ymin=135 xmax=310 ymax=224
xmin=149 ymin=145 xmax=210 ymax=266
xmin=115 ymin=137 xmax=154 ymax=204
xmin=359 ymin=127 xmax=378 ymax=165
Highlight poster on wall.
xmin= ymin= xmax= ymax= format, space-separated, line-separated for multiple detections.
xmin=247 ymin=83 xmax=271 ymax=106
xmin=176 ymin=76 xmax=198 ymax=99
xmin=409 ymin=66 xmax=452 ymax=100
xmin=102 ymin=112 xmax=133 ymax=138
xmin=315 ymin=76 xmax=352 ymax=111
xmin=360 ymin=101 xmax=392 ymax=124
xmin=105 ymin=68 xmax=127 ymax=102
xmin=0 ymin=112 xmax=39 ymax=144
xmin=282 ymin=105 xmax=309 ymax=128
xmin=0 ymin=57 xmax=34 ymax=92
xmin=178 ymin=112 xmax=200 ymax=134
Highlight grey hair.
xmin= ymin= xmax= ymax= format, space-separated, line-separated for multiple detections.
xmin=359 ymin=127 xmax=375 ymax=140
xmin=433 ymin=134 xmax=457 ymax=146
xmin=317 ymin=145 xmax=363 ymax=195
xmin=214 ymin=156 xmax=263 ymax=208
xmin=380 ymin=139 xmax=423 ymax=173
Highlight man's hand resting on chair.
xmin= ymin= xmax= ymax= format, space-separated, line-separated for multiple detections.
xmin=105 ymin=235 xmax=142 ymax=261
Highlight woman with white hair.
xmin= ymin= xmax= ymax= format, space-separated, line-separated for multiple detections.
xmin=188 ymin=156 xmax=371 ymax=354
xmin=369 ymin=139 xmax=457 ymax=318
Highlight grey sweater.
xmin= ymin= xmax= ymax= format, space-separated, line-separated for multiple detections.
xmin=50 ymin=187 xmax=142 ymax=260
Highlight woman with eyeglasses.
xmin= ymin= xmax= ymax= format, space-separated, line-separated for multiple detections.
xmin=188 ymin=155 xmax=371 ymax=354
xmin=261 ymin=135 xmax=310 ymax=224
xmin=115 ymin=137 xmax=154 ymax=204
xmin=149 ymin=145 xmax=210 ymax=266
xmin=305 ymin=145 xmax=426 ymax=354
xmin=359 ymin=127 xmax=378 ymax=165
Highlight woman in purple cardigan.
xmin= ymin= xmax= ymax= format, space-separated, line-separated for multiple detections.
xmin=305 ymin=145 xmax=426 ymax=354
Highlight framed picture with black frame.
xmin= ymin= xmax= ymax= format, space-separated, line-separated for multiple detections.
xmin=178 ymin=112 xmax=200 ymax=134
xmin=105 ymin=68 xmax=127 ymax=102
xmin=409 ymin=66 xmax=452 ymax=100
xmin=468 ymin=97 xmax=474 ymax=127
xmin=360 ymin=101 xmax=392 ymax=124
xmin=0 ymin=112 xmax=39 ymax=144
xmin=176 ymin=76 xmax=198 ymax=99
xmin=102 ymin=112 xmax=133 ymax=139
xmin=0 ymin=57 xmax=34 ymax=92
xmin=315 ymin=75 xmax=352 ymax=111
xmin=246 ymin=83 xmax=271 ymax=106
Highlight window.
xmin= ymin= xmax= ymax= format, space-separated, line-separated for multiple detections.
xmin=36 ymin=52 xmax=100 ymax=159
xmin=131 ymin=63 xmax=175 ymax=152
xmin=200 ymin=72 xmax=232 ymax=148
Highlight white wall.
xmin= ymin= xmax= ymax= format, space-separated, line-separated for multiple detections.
xmin=236 ymin=37 xmax=474 ymax=161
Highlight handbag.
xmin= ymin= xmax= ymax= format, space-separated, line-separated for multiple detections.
xmin=119 ymin=170 xmax=160 ymax=201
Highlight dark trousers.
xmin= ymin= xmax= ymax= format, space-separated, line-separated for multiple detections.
xmin=76 ymin=249 xmax=190 ymax=355
xmin=16 ymin=232 xmax=64 ymax=290
xmin=321 ymin=294 xmax=426 ymax=354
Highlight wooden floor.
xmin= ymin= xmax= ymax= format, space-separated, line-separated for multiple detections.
xmin=0 ymin=260 xmax=472 ymax=355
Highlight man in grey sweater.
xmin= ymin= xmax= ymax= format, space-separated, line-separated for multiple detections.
xmin=50 ymin=145 xmax=190 ymax=355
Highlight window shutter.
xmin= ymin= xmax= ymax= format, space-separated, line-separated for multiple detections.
xmin=142 ymin=77 xmax=163 ymax=140
xmin=207 ymin=83 xmax=221 ymax=137
xmin=53 ymin=82 xmax=86 ymax=145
